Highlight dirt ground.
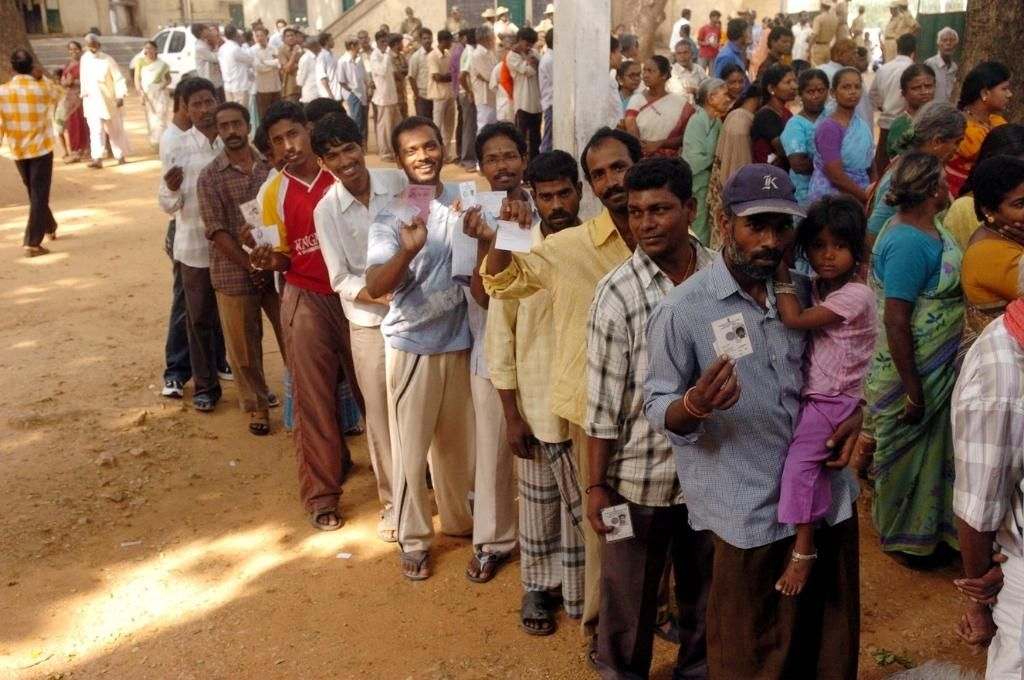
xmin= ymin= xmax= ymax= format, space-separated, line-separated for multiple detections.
xmin=0 ymin=98 xmax=988 ymax=679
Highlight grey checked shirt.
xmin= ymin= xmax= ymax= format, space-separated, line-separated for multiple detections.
xmin=643 ymin=253 xmax=859 ymax=549
xmin=586 ymin=241 xmax=714 ymax=507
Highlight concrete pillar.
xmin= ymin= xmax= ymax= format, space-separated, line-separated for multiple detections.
xmin=552 ymin=0 xmax=611 ymax=218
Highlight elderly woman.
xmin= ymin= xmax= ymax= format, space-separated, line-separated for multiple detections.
xmin=133 ymin=40 xmax=171 ymax=149
xmin=867 ymin=102 xmax=966 ymax=250
xmin=885 ymin=64 xmax=937 ymax=161
xmin=947 ymin=60 xmax=1012 ymax=197
xmin=864 ymin=151 xmax=964 ymax=558
xmin=807 ymin=67 xmax=874 ymax=204
xmin=944 ymin=124 xmax=1024 ymax=251
xmin=682 ymin=78 xmax=730 ymax=244
xmin=960 ymin=156 xmax=1024 ymax=347
xmin=623 ymin=55 xmax=693 ymax=157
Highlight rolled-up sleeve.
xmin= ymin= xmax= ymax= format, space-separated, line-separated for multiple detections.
xmin=484 ymin=297 xmax=519 ymax=390
xmin=643 ymin=300 xmax=702 ymax=446
xmin=480 ymin=247 xmax=551 ymax=300
xmin=366 ymin=216 xmax=400 ymax=267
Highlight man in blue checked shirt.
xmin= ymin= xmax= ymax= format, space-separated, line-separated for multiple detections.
xmin=643 ymin=164 xmax=863 ymax=680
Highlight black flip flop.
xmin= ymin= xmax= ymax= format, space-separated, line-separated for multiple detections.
xmin=520 ymin=591 xmax=556 ymax=636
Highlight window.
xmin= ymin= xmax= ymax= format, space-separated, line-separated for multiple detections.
xmin=153 ymin=30 xmax=170 ymax=52
xmin=288 ymin=0 xmax=308 ymax=26
xmin=168 ymin=30 xmax=186 ymax=53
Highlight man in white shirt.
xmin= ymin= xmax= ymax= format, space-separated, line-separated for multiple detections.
xmin=311 ymin=112 xmax=407 ymax=543
xmin=158 ymin=77 xmax=224 ymax=411
xmin=192 ymin=23 xmax=224 ymax=101
xmin=506 ymin=27 xmax=542 ymax=160
xmin=427 ymin=30 xmax=456 ymax=157
xmin=870 ymin=33 xmax=916 ymax=171
xmin=471 ymin=26 xmax=499 ymax=128
xmin=668 ymin=9 xmax=691 ymax=50
xmin=493 ymin=7 xmax=518 ymax=40
xmin=218 ymin=25 xmax=254 ymax=105
xmin=607 ymin=36 xmax=625 ymax=128
xmin=296 ymin=37 xmax=321 ymax=104
xmin=369 ymin=30 xmax=400 ymax=161
xmin=407 ymin=28 xmax=434 ymax=119
xmin=538 ymin=29 xmax=554 ymax=153
xmin=252 ymin=27 xmax=282 ymax=118
xmin=269 ymin=18 xmax=287 ymax=50
xmin=457 ymin=28 xmax=479 ymax=171
xmin=80 ymin=34 xmax=129 ymax=168
xmin=337 ymin=37 xmax=368 ymax=138
xmin=792 ymin=13 xmax=812 ymax=63
xmin=667 ymin=38 xmax=707 ymax=106
xmin=925 ymin=27 xmax=959 ymax=105
xmin=316 ymin=32 xmax=337 ymax=99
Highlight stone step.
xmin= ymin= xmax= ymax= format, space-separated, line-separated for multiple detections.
xmin=30 ymin=36 xmax=148 ymax=72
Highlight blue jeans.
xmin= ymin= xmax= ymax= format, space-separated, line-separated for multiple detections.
xmin=345 ymin=94 xmax=366 ymax=140
xmin=541 ymin=107 xmax=553 ymax=153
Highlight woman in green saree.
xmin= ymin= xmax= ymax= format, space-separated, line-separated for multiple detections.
xmin=863 ymin=151 xmax=964 ymax=557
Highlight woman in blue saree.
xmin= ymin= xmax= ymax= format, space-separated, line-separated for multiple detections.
xmin=807 ymin=67 xmax=874 ymax=205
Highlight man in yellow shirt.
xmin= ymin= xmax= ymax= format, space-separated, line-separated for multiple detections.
xmin=0 ymin=49 xmax=63 ymax=256
xmin=883 ymin=0 xmax=920 ymax=63
xmin=468 ymin=126 xmax=640 ymax=654
xmin=809 ymin=1 xmax=838 ymax=66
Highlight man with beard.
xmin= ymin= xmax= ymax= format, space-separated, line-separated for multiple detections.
xmin=586 ymin=157 xmax=715 ymax=678
xmin=159 ymin=77 xmax=225 ymax=412
xmin=473 ymin=126 xmax=639 ymax=658
xmin=197 ymin=102 xmax=282 ymax=435
xmin=364 ymin=116 xmax=474 ymax=581
xmin=643 ymin=164 xmax=863 ymax=679
xmin=312 ymin=112 xmax=407 ymax=542
xmin=249 ymin=101 xmax=363 ymax=531
xmin=458 ymin=123 xmax=530 ymax=585
xmin=484 ymin=149 xmax=586 ymax=634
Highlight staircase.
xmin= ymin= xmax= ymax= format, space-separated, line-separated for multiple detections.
xmin=321 ymin=0 xmax=387 ymax=39
xmin=31 ymin=35 xmax=148 ymax=73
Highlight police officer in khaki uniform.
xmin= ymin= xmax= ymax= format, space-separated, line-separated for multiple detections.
xmin=883 ymin=0 xmax=920 ymax=63
xmin=834 ymin=0 xmax=850 ymax=41
xmin=810 ymin=0 xmax=838 ymax=66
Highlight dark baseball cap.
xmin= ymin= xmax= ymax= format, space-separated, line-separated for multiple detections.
xmin=722 ymin=164 xmax=805 ymax=219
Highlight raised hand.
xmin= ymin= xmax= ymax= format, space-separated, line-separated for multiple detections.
xmin=398 ymin=215 xmax=428 ymax=255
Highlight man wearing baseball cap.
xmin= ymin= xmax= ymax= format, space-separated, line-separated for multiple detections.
xmin=644 ymin=164 xmax=863 ymax=679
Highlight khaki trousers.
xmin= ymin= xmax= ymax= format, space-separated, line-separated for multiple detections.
xmin=431 ymin=97 xmax=456 ymax=158
xmin=349 ymin=323 xmax=393 ymax=511
xmin=215 ymin=288 xmax=283 ymax=412
xmin=810 ymin=43 xmax=831 ymax=66
xmin=282 ymin=284 xmax=363 ymax=513
xmin=470 ymin=372 xmax=518 ymax=555
xmin=255 ymin=91 xmax=281 ymax=119
xmin=571 ymin=423 xmax=603 ymax=638
xmin=374 ymin=103 xmax=400 ymax=159
xmin=388 ymin=347 xmax=475 ymax=554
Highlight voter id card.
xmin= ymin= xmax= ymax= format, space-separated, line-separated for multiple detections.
xmin=711 ymin=313 xmax=754 ymax=360
xmin=601 ymin=504 xmax=635 ymax=543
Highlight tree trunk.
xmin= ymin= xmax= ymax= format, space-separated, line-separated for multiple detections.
xmin=962 ymin=0 xmax=1024 ymax=121
xmin=0 ymin=0 xmax=34 ymax=82
xmin=611 ymin=0 xmax=670 ymax=61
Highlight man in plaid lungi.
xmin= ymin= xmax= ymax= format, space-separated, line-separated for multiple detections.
xmin=484 ymin=149 xmax=586 ymax=634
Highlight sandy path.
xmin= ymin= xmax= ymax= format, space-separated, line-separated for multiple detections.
xmin=0 ymin=97 xmax=985 ymax=679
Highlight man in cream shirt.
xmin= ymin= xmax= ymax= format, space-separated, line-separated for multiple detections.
xmin=80 ymin=33 xmax=129 ymax=168
xmin=311 ymin=112 xmax=406 ymax=543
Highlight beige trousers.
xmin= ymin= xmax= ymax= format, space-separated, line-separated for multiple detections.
xmin=431 ymin=97 xmax=456 ymax=158
xmin=469 ymin=372 xmax=518 ymax=555
xmin=349 ymin=323 xmax=393 ymax=512
xmin=810 ymin=44 xmax=831 ymax=67
xmin=388 ymin=347 xmax=475 ymax=554
xmin=374 ymin=103 xmax=400 ymax=159
xmin=215 ymin=289 xmax=283 ymax=413
xmin=571 ymin=423 xmax=603 ymax=638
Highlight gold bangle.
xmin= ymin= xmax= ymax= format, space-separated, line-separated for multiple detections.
xmin=905 ymin=394 xmax=924 ymax=408
xmin=683 ymin=387 xmax=711 ymax=419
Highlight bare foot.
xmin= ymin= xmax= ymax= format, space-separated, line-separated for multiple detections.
xmin=775 ymin=553 xmax=816 ymax=596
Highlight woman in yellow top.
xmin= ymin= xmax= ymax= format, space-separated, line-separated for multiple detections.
xmin=960 ymin=156 xmax=1024 ymax=352
xmin=943 ymin=123 xmax=1024 ymax=250
xmin=946 ymin=61 xmax=1011 ymax=198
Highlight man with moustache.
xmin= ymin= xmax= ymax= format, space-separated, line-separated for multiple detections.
xmin=459 ymin=123 xmax=531 ymax=584
xmin=312 ymin=112 xmax=407 ymax=542
xmin=586 ymin=157 xmax=714 ymax=679
xmin=197 ymin=102 xmax=282 ymax=435
xmin=485 ymin=149 xmax=587 ymax=635
xmin=159 ymin=77 xmax=225 ymax=412
xmin=364 ymin=116 xmax=475 ymax=581
xmin=643 ymin=165 xmax=863 ymax=679
xmin=249 ymin=101 xmax=363 ymax=531
xmin=472 ymin=126 xmax=640 ymax=657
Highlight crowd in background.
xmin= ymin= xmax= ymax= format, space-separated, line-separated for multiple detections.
xmin=3 ymin=1 xmax=1024 ymax=678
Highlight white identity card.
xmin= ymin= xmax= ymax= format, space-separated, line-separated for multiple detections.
xmin=458 ymin=181 xmax=478 ymax=207
xmin=494 ymin=220 xmax=533 ymax=253
xmin=251 ymin=225 xmax=280 ymax=248
xmin=711 ymin=313 xmax=754 ymax=360
xmin=239 ymin=199 xmax=262 ymax=227
xmin=601 ymin=504 xmax=635 ymax=543
xmin=238 ymin=199 xmax=280 ymax=249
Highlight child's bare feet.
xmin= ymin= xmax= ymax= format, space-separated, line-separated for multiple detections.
xmin=776 ymin=551 xmax=816 ymax=596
